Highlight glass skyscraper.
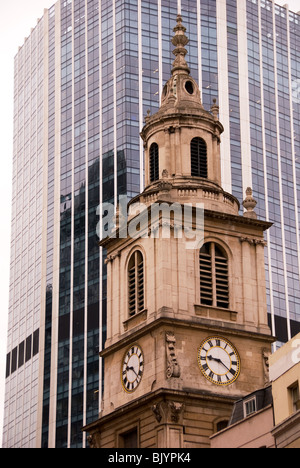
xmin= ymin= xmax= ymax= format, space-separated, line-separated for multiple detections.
xmin=3 ymin=0 xmax=300 ymax=448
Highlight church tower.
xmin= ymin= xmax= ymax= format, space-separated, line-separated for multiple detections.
xmin=84 ymin=16 xmax=274 ymax=449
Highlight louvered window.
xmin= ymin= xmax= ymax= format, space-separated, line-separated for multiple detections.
xmin=200 ymin=243 xmax=229 ymax=309
xmin=199 ymin=243 xmax=213 ymax=306
xmin=150 ymin=143 xmax=159 ymax=182
xmin=128 ymin=251 xmax=144 ymax=317
xmin=215 ymin=245 xmax=229 ymax=308
xmin=191 ymin=137 xmax=208 ymax=178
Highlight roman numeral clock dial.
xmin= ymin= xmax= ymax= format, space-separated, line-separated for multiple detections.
xmin=197 ymin=337 xmax=241 ymax=386
xmin=121 ymin=345 xmax=144 ymax=393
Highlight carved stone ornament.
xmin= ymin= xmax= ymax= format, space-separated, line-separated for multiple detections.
xmin=87 ymin=434 xmax=100 ymax=449
xmin=240 ymin=237 xmax=267 ymax=247
xmin=148 ymin=220 xmax=182 ymax=238
xmin=166 ymin=332 xmax=181 ymax=379
xmin=152 ymin=401 xmax=184 ymax=424
xmin=243 ymin=187 xmax=258 ymax=219
xmin=263 ymin=348 xmax=271 ymax=387
xmin=210 ymin=98 xmax=219 ymax=121
xmin=158 ymin=180 xmax=172 ymax=192
xmin=105 ymin=251 xmax=121 ymax=264
xmin=152 ymin=404 xmax=162 ymax=423
xmin=145 ymin=109 xmax=151 ymax=123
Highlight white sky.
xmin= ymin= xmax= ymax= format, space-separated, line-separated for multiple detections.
xmin=0 ymin=0 xmax=299 ymax=448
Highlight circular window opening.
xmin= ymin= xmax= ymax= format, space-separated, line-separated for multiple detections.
xmin=185 ymin=81 xmax=194 ymax=95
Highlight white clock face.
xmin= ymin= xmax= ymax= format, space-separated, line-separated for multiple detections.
xmin=121 ymin=345 xmax=144 ymax=393
xmin=197 ymin=337 xmax=241 ymax=386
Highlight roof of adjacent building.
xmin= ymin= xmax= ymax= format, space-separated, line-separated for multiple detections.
xmin=229 ymin=385 xmax=273 ymax=426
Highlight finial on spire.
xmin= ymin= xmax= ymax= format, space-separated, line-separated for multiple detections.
xmin=171 ymin=15 xmax=191 ymax=76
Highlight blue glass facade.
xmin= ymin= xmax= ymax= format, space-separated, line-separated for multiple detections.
xmin=200 ymin=0 xmax=218 ymax=108
xmin=3 ymin=0 xmax=300 ymax=448
xmin=247 ymin=0 xmax=300 ymax=342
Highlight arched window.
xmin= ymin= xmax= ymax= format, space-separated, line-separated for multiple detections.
xmin=150 ymin=143 xmax=159 ymax=183
xmin=191 ymin=137 xmax=208 ymax=178
xmin=128 ymin=251 xmax=144 ymax=317
xmin=199 ymin=243 xmax=229 ymax=309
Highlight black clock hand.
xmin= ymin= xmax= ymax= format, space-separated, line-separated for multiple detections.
xmin=207 ymin=355 xmax=230 ymax=372
xmin=220 ymin=361 xmax=230 ymax=372
xmin=127 ymin=366 xmax=138 ymax=377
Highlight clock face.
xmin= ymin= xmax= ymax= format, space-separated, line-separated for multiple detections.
xmin=197 ymin=337 xmax=241 ymax=386
xmin=121 ymin=345 xmax=144 ymax=393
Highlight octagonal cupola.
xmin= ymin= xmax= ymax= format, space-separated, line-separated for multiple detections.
xmin=137 ymin=15 xmax=240 ymax=217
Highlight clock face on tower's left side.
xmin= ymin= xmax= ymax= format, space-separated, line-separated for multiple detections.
xmin=121 ymin=345 xmax=144 ymax=393
xmin=197 ymin=337 xmax=241 ymax=386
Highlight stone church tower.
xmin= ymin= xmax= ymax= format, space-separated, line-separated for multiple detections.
xmin=84 ymin=16 xmax=274 ymax=448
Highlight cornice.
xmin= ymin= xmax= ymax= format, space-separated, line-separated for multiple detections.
xmin=98 ymin=204 xmax=272 ymax=250
xmin=100 ymin=315 xmax=275 ymax=359
xmin=204 ymin=209 xmax=273 ymax=231
xmin=83 ymin=387 xmax=239 ymax=433
xmin=140 ymin=110 xmax=223 ymax=143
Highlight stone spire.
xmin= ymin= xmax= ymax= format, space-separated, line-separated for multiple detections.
xmin=171 ymin=14 xmax=191 ymax=76
xmin=155 ymin=15 xmax=204 ymax=113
